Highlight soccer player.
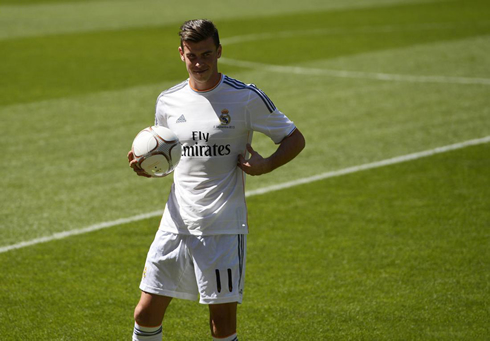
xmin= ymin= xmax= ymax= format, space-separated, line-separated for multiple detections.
xmin=128 ymin=19 xmax=305 ymax=340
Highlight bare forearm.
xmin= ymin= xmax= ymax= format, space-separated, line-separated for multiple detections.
xmin=266 ymin=128 xmax=306 ymax=173
xmin=238 ymin=128 xmax=305 ymax=176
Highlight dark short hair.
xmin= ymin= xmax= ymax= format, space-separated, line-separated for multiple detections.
xmin=179 ymin=19 xmax=220 ymax=49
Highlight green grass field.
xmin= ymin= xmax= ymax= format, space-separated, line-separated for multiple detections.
xmin=1 ymin=0 xmax=489 ymax=339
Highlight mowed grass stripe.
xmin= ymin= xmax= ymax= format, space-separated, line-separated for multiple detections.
xmin=1 ymin=135 xmax=489 ymax=254
xmin=0 ymin=144 xmax=488 ymax=339
xmin=0 ymin=0 xmax=441 ymax=40
xmin=1 ymin=0 xmax=489 ymax=106
xmin=221 ymin=21 xmax=490 ymax=45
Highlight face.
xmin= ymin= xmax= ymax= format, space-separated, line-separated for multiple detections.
xmin=179 ymin=37 xmax=222 ymax=91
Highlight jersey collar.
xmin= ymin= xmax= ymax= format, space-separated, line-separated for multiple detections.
xmin=189 ymin=74 xmax=224 ymax=93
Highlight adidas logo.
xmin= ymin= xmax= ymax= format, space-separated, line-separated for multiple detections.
xmin=176 ymin=114 xmax=186 ymax=123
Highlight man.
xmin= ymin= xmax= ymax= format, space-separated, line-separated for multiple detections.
xmin=128 ymin=19 xmax=305 ymax=340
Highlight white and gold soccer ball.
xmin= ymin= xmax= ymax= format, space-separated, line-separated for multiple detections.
xmin=131 ymin=126 xmax=181 ymax=177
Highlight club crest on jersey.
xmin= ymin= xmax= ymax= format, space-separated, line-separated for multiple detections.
xmin=215 ymin=109 xmax=235 ymax=129
xmin=220 ymin=109 xmax=231 ymax=125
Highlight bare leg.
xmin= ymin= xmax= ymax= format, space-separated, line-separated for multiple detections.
xmin=134 ymin=291 xmax=172 ymax=327
xmin=208 ymin=302 xmax=238 ymax=338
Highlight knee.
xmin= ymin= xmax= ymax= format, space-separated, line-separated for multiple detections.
xmin=134 ymin=303 xmax=150 ymax=325
xmin=133 ymin=293 xmax=171 ymax=327
xmin=134 ymin=301 xmax=161 ymax=327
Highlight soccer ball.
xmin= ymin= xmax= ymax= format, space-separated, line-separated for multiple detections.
xmin=131 ymin=126 xmax=181 ymax=177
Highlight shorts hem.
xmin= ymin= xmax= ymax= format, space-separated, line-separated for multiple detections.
xmin=199 ymin=294 xmax=243 ymax=305
xmin=158 ymin=227 xmax=249 ymax=236
xmin=140 ymin=284 xmax=198 ymax=302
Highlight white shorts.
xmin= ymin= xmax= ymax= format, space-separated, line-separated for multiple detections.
xmin=139 ymin=230 xmax=246 ymax=304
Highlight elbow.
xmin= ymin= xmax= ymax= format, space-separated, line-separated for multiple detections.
xmin=299 ymin=131 xmax=306 ymax=152
xmin=294 ymin=128 xmax=306 ymax=154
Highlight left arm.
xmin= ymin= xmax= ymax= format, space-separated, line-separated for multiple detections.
xmin=238 ymin=128 xmax=305 ymax=176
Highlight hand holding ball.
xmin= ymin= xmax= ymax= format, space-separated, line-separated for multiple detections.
xmin=129 ymin=126 xmax=181 ymax=178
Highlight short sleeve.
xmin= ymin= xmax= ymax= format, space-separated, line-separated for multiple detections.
xmin=154 ymin=93 xmax=167 ymax=127
xmin=247 ymin=86 xmax=296 ymax=144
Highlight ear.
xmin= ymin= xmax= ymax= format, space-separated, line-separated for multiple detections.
xmin=178 ymin=46 xmax=185 ymax=62
xmin=217 ymin=45 xmax=222 ymax=59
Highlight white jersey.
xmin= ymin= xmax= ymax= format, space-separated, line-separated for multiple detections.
xmin=155 ymin=74 xmax=296 ymax=235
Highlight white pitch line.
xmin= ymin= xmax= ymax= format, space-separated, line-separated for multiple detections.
xmin=220 ymin=58 xmax=490 ymax=86
xmin=0 ymin=211 xmax=164 ymax=254
xmin=1 ymin=135 xmax=489 ymax=254
xmin=246 ymin=135 xmax=490 ymax=196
